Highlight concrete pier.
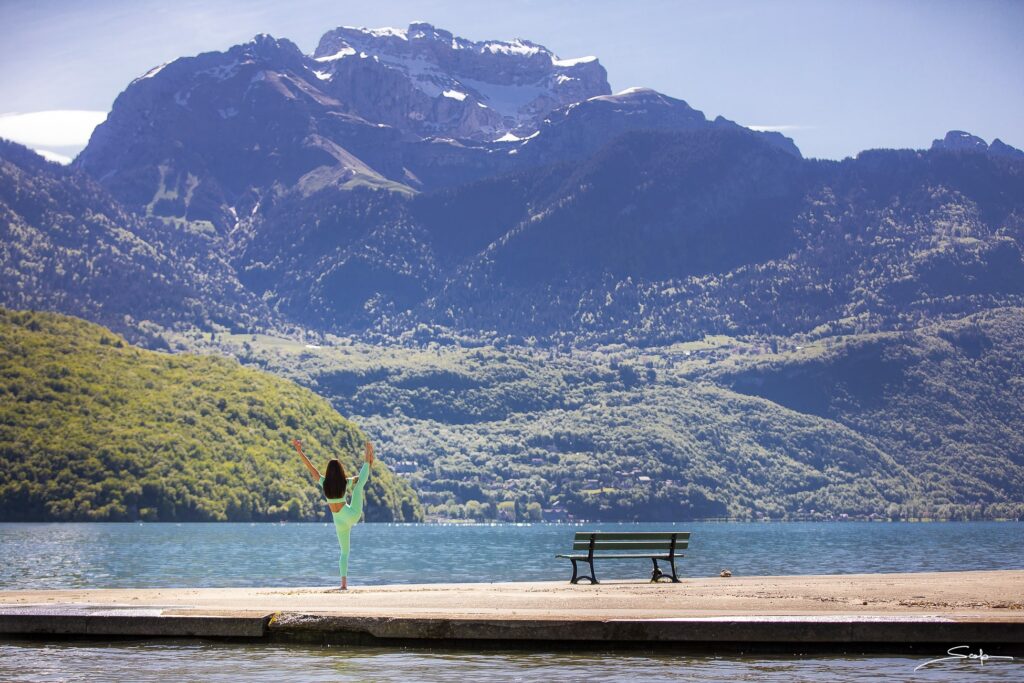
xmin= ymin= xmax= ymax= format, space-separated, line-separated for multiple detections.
xmin=2 ymin=570 xmax=1022 ymax=653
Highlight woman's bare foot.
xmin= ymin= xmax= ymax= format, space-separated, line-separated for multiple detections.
xmin=341 ymin=577 xmax=348 ymax=591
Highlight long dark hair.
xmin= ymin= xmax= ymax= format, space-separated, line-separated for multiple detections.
xmin=323 ymin=459 xmax=348 ymax=499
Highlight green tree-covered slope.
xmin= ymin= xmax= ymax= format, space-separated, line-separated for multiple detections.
xmin=185 ymin=312 xmax=1022 ymax=521
xmin=0 ymin=308 xmax=422 ymax=522
xmin=714 ymin=308 xmax=1024 ymax=518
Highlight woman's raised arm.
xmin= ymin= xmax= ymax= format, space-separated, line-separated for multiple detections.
xmin=291 ymin=439 xmax=320 ymax=481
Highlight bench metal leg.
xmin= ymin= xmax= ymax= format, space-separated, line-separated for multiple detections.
xmin=669 ymin=557 xmax=680 ymax=583
xmin=651 ymin=558 xmax=681 ymax=583
xmin=570 ymin=559 xmax=599 ymax=584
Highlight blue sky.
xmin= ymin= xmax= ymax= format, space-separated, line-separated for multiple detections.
xmin=0 ymin=0 xmax=1021 ymax=160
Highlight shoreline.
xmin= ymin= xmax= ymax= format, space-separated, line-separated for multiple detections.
xmin=2 ymin=570 xmax=1022 ymax=652
xmin=2 ymin=518 xmax=1022 ymax=523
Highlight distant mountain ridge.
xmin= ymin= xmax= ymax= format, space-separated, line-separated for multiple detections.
xmin=74 ymin=24 xmax=798 ymax=234
xmin=63 ymin=22 xmax=842 ymax=343
xmin=3 ymin=21 xmax=1018 ymax=348
xmin=2 ymin=21 xmax=1022 ymax=348
xmin=931 ymin=130 xmax=1024 ymax=158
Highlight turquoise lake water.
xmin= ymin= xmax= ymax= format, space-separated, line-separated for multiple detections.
xmin=2 ymin=522 xmax=1021 ymax=681
xmin=1 ymin=640 xmax=1021 ymax=682
xmin=0 ymin=521 xmax=1020 ymax=589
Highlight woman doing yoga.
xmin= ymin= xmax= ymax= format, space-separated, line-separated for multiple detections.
xmin=292 ymin=438 xmax=374 ymax=590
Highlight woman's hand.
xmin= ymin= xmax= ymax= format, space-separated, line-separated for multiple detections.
xmin=364 ymin=441 xmax=375 ymax=465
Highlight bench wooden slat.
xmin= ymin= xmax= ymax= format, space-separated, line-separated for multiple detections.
xmin=572 ymin=532 xmax=689 ymax=541
xmin=572 ymin=541 xmax=689 ymax=551
xmin=557 ymin=553 xmax=684 ymax=560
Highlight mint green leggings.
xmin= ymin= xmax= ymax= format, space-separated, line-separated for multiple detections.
xmin=320 ymin=462 xmax=369 ymax=577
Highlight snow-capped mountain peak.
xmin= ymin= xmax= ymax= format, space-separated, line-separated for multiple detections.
xmin=311 ymin=22 xmax=610 ymax=138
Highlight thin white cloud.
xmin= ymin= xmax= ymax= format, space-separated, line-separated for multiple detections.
xmin=0 ymin=110 xmax=107 ymax=147
xmin=747 ymin=124 xmax=808 ymax=133
xmin=35 ymin=149 xmax=74 ymax=165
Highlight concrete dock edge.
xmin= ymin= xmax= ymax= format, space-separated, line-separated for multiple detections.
xmin=0 ymin=611 xmax=271 ymax=639
xmin=264 ymin=613 xmax=1024 ymax=652
xmin=4 ymin=609 xmax=1022 ymax=653
xmin=3 ymin=573 xmax=1022 ymax=653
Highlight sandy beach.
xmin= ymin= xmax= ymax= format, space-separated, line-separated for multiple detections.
xmin=3 ymin=570 xmax=1022 ymax=621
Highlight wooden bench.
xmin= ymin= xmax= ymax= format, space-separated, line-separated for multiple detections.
xmin=556 ymin=531 xmax=690 ymax=584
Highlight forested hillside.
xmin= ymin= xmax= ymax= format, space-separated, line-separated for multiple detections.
xmin=714 ymin=308 xmax=1024 ymax=518
xmin=411 ymin=136 xmax=1024 ymax=344
xmin=183 ymin=309 xmax=1024 ymax=521
xmin=0 ymin=308 xmax=422 ymax=522
xmin=0 ymin=140 xmax=271 ymax=345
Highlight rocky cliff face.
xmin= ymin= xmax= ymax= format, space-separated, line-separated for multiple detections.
xmin=74 ymin=25 xmax=613 ymax=232
xmin=931 ymin=130 xmax=1024 ymax=159
xmin=75 ymin=23 xmax=807 ymax=237
xmin=312 ymin=22 xmax=611 ymax=140
xmin=76 ymin=34 xmax=411 ymax=233
xmin=0 ymin=139 xmax=271 ymax=341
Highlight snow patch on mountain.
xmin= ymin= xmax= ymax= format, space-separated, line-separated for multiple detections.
xmin=360 ymin=26 xmax=409 ymax=40
xmin=494 ymin=130 xmax=538 ymax=143
xmin=315 ymin=47 xmax=356 ymax=62
xmin=612 ymin=87 xmax=659 ymax=97
xmin=459 ymin=77 xmax=547 ymax=121
xmin=482 ymin=39 xmax=544 ymax=57
xmin=552 ymin=55 xmax=597 ymax=67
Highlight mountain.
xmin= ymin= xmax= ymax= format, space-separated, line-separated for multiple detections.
xmin=511 ymin=87 xmax=801 ymax=165
xmin=0 ymin=139 xmax=269 ymax=345
xmin=74 ymin=25 xmax=612 ymax=233
xmin=228 ymin=123 xmax=1023 ymax=345
xmin=311 ymin=22 xmax=611 ymax=140
xmin=72 ymin=22 xmax=1023 ymax=345
xmin=4 ymin=23 xmax=1023 ymax=521
xmin=12 ymin=21 xmax=1024 ymax=352
xmin=932 ymin=130 xmax=1024 ymax=159
xmin=76 ymin=34 xmax=414 ymax=234
xmin=74 ymin=25 xmax=797 ymax=233
xmin=0 ymin=307 xmax=422 ymax=522
xmin=417 ymin=127 xmax=809 ymax=337
xmin=417 ymin=135 xmax=1024 ymax=345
